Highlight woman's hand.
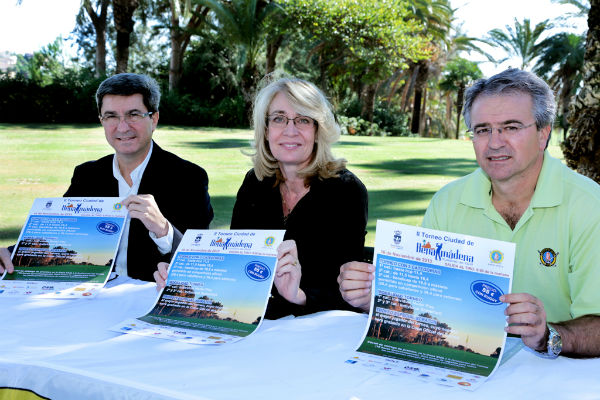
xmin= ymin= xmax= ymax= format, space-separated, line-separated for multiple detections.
xmin=153 ymin=262 xmax=170 ymax=290
xmin=274 ymin=240 xmax=306 ymax=305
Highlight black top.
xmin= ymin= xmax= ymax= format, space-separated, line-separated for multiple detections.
xmin=63 ymin=142 xmax=214 ymax=281
xmin=231 ymin=168 xmax=368 ymax=319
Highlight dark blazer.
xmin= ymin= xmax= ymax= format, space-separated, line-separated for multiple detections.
xmin=63 ymin=142 xmax=213 ymax=281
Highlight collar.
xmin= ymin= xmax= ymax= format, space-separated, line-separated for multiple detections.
xmin=112 ymin=141 xmax=154 ymax=188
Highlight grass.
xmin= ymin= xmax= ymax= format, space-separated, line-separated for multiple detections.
xmin=138 ymin=314 xmax=255 ymax=336
xmin=357 ymin=337 xmax=498 ymax=376
xmin=0 ymin=123 xmax=564 ymax=248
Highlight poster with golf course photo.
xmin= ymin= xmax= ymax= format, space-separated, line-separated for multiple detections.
xmin=352 ymin=220 xmax=515 ymax=390
xmin=0 ymin=197 xmax=126 ymax=299
xmin=111 ymin=229 xmax=284 ymax=345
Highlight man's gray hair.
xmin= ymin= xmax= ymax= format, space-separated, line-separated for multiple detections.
xmin=96 ymin=73 xmax=161 ymax=114
xmin=463 ymin=68 xmax=556 ymax=130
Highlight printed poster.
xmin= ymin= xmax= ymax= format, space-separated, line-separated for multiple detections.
xmin=0 ymin=197 xmax=126 ymax=298
xmin=111 ymin=229 xmax=285 ymax=344
xmin=350 ymin=220 xmax=515 ymax=390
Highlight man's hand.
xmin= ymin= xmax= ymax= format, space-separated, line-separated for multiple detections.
xmin=153 ymin=262 xmax=169 ymax=290
xmin=0 ymin=247 xmax=14 ymax=274
xmin=274 ymin=240 xmax=306 ymax=306
xmin=122 ymin=194 xmax=169 ymax=238
xmin=337 ymin=261 xmax=374 ymax=312
xmin=501 ymin=293 xmax=548 ymax=351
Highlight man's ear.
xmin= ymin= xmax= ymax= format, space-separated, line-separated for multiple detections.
xmin=151 ymin=111 xmax=160 ymax=131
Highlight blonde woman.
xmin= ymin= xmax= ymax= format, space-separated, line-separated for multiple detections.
xmin=230 ymin=77 xmax=368 ymax=319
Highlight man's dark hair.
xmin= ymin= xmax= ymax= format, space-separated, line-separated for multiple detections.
xmin=96 ymin=73 xmax=161 ymax=114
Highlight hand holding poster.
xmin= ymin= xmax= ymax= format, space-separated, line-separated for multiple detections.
xmin=111 ymin=229 xmax=285 ymax=344
xmin=350 ymin=220 xmax=516 ymax=390
xmin=0 ymin=197 xmax=126 ymax=299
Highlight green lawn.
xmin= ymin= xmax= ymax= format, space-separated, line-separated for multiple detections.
xmin=138 ymin=314 xmax=256 ymax=336
xmin=0 ymin=123 xmax=564 ymax=248
xmin=358 ymin=337 xmax=498 ymax=376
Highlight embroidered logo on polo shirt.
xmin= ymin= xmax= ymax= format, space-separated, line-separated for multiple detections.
xmin=538 ymin=248 xmax=558 ymax=267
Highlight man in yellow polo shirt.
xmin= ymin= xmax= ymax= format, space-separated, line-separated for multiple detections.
xmin=338 ymin=68 xmax=600 ymax=358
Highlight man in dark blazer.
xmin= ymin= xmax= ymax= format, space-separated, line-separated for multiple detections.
xmin=0 ymin=73 xmax=213 ymax=281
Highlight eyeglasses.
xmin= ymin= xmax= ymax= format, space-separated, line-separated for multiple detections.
xmin=267 ymin=114 xmax=316 ymax=131
xmin=469 ymin=122 xmax=536 ymax=139
xmin=99 ymin=111 xmax=154 ymax=127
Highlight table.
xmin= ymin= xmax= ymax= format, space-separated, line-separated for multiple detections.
xmin=1 ymin=277 xmax=599 ymax=400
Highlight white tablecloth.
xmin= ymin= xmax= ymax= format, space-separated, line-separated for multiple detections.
xmin=1 ymin=277 xmax=599 ymax=400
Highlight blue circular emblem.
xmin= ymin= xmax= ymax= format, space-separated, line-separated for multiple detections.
xmin=489 ymin=250 xmax=503 ymax=263
xmin=245 ymin=261 xmax=271 ymax=282
xmin=539 ymin=248 xmax=558 ymax=267
xmin=96 ymin=221 xmax=120 ymax=235
xmin=113 ymin=203 xmax=123 ymax=210
xmin=470 ymin=280 xmax=504 ymax=305
xmin=265 ymin=236 xmax=275 ymax=246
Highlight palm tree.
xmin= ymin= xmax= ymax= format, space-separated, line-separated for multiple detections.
xmin=438 ymin=57 xmax=482 ymax=139
xmin=197 ymin=0 xmax=280 ymax=110
xmin=534 ymin=33 xmax=585 ymax=138
xmin=404 ymin=0 xmax=454 ymax=135
xmin=562 ymin=0 xmax=600 ymax=183
xmin=112 ymin=0 xmax=140 ymax=73
xmin=82 ymin=0 xmax=110 ymax=77
xmin=486 ymin=18 xmax=552 ymax=69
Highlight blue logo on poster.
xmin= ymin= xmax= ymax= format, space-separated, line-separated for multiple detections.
xmin=470 ymin=280 xmax=504 ymax=305
xmin=245 ymin=261 xmax=271 ymax=282
xmin=97 ymin=221 xmax=120 ymax=235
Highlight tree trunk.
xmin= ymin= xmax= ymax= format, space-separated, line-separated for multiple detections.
xmin=410 ymin=60 xmax=429 ymax=134
xmin=445 ymin=92 xmax=452 ymax=139
xmin=168 ymin=4 xmax=207 ymax=92
xmin=455 ymin=85 xmax=465 ymax=140
xmin=360 ymin=83 xmax=378 ymax=122
xmin=401 ymin=64 xmax=419 ymax=113
xmin=84 ymin=0 xmax=109 ymax=77
xmin=419 ymin=87 xmax=427 ymax=136
xmin=112 ymin=0 xmax=139 ymax=73
xmin=266 ymin=34 xmax=284 ymax=74
xmin=562 ymin=0 xmax=600 ymax=183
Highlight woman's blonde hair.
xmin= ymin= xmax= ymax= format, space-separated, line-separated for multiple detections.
xmin=251 ymin=76 xmax=346 ymax=183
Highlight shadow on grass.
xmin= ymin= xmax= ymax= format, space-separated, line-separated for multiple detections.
xmin=368 ymin=188 xmax=436 ymax=221
xmin=160 ymin=126 xmax=250 ymax=133
xmin=175 ymin=139 xmax=252 ymax=150
xmin=359 ymin=157 xmax=477 ymax=177
xmin=208 ymin=195 xmax=237 ymax=228
xmin=336 ymin=140 xmax=375 ymax=147
xmin=0 ymin=227 xmax=22 ymax=244
xmin=0 ymin=123 xmax=96 ymax=131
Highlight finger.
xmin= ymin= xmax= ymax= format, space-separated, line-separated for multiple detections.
xmin=505 ymin=323 xmax=544 ymax=337
xmin=339 ymin=278 xmax=373 ymax=291
xmin=157 ymin=262 xmax=170 ymax=279
xmin=277 ymin=240 xmax=298 ymax=259
xmin=339 ymin=269 xmax=374 ymax=282
xmin=342 ymin=287 xmax=371 ymax=300
xmin=500 ymin=292 xmax=539 ymax=304
xmin=0 ymin=248 xmax=14 ymax=274
xmin=504 ymin=301 xmax=542 ymax=316
xmin=120 ymin=194 xmax=139 ymax=207
xmin=276 ymin=264 xmax=299 ymax=277
xmin=153 ymin=270 xmax=166 ymax=289
xmin=340 ymin=261 xmax=374 ymax=274
xmin=506 ymin=312 xmax=544 ymax=327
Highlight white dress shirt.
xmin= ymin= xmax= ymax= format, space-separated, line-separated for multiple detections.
xmin=112 ymin=142 xmax=174 ymax=278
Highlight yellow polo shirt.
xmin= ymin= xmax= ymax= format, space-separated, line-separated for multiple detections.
xmin=422 ymin=152 xmax=600 ymax=323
